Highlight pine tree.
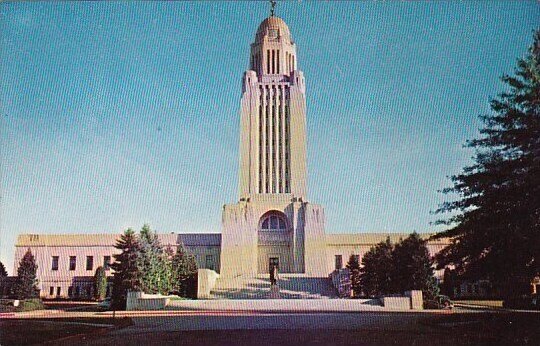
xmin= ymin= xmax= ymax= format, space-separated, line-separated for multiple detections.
xmin=346 ymin=255 xmax=361 ymax=297
xmin=171 ymin=243 xmax=198 ymax=298
xmin=137 ymin=224 xmax=170 ymax=295
xmin=111 ymin=229 xmax=141 ymax=309
xmin=93 ymin=266 xmax=108 ymax=301
xmin=184 ymin=253 xmax=198 ymax=298
xmin=359 ymin=237 xmax=394 ymax=297
xmin=163 ymin=245 xmax=175 ymax=295
xmin=441 ymin=268 xmax=459 ymax=298
xmin=14 ymin=248 xmax=39 ymax=299
xmin=392 ymin=233 xmax=437 ymax=298
xmin=0 ymin=261 xmax=7 ymax=277
xmin=434 ymin=30 xmax=540 ymax=297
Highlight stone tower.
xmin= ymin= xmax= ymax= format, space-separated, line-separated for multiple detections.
xmin=220 ymin=14 xmax=328 ymax=278
xmin=238 ymin=16 xmax=306 ymax=201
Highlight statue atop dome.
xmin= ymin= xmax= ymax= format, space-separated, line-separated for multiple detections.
xmin=270 ymin=1 xmax=277 ymax=17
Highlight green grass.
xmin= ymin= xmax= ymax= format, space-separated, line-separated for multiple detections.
xmin=0 ymin=317 xmax=133 ymax=345
xmin=169 ymin=296 xmax=192 ymax=301
xmin=0 ymin=298 xmax=45 ymax=312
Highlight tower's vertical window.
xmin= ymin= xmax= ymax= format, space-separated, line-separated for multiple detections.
xmin=285 ymin=87 xmax=291 ymax=193
xmin=277 ymin=50 xmax=280 ymax=74
xmin=259 ymin=86 xmax=263 ymax=193
xmin=265 ymin=85 xmax=270 ymax=193
xmin=272 ymin=50 xmax=275 ymax=74
xmin=267 ymin=50 xmax=270 ymax=74
xmin=278 ymin=86 xmax=283 ymax=192
xmin=272 ymin=85 xmax=277 ymax=193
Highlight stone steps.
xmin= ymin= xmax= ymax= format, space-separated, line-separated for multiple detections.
xmin=209 ymin=274 xmax=338 ymax=299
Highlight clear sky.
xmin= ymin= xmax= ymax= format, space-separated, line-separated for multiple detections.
xmin=1 ymin=1 xmax=538 ymax=274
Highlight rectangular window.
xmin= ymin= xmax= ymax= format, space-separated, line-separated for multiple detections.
xmin=353 ymin=255 xmax=360 ymax=264
xmin=271 ymin=49 xmax=275 ymax=74
xmin=51 ymin=256 xmax=59 ymax=271
xmin=277 ymin=49 xmax=280 ymax=74
xmin=104 ymin=256 xmax=111 ymax=271
xmin=50 ymin=286 xmax=54 ymax=296
xmin=205 ymin=255 xmax=214 ymax=270
xmin=267 ymin=50 xmax=270 ymax=74
xmin=86 ymin=256 xmax=94 ymax=271
xmin=56 ymin=287 xmax=61 ymax=296
xmin=69 ymin=256 xmax=76 ymax=271
xmin=335 ymin=255 xmax=343 ymax=270
xmin=68 ymin=286 xmax=73 ymax=297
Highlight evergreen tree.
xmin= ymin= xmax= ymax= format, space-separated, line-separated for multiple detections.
xmin=137 ymin=224 xmax=170 ymax=295
xmin=434 ymin=30 xmax=540 ymax=297
xmin=0 ymin=261 xmax=7 ymax=277
xmin=111 ymin=228 xmax=141 ymax=310
xmin=14 ymin=248 xmax=39 ymax=299
xmin=441 ymin=268 xmax=459 ymax=298
xmin=163 ymin=245 xmax=175 ymax=294
xmin=171 ymin=243 xmax=198 ymax=298
xmin=359 ymin=237 xmax=394 ymax=297
xmin=93 ymin=266 xmax=108 ymax=301
xmin=392 ymin=233 xmax=437 ymax=298
xmin=346 ymin=255 xmax=361 ymax=297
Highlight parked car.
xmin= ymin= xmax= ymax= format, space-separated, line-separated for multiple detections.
xmin=97 ymin=297 xmax=111 ymax=310
xmin=424 ymin=295 xmax=454 ymax=309
xmin=504 ymin=294 xmax=539 ymax=310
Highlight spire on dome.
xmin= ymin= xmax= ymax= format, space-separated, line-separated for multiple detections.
xmin=270 ymin=1 xmax=276 ymax=17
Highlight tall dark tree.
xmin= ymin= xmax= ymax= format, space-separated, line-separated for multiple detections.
xmin=171 ymin=243 xmax=198 ymax=298
xmin=0 ymin=261 xmax=7 ymax=277
xmin=111 ymin=229 xmax=142 ymax=309
xmin=14 ymin=248 xmax=39 ymax=299
xmin=433 ymin=30 xmax=540 ymax=297
xmin=359 ymin=237 xmax=394 ymax=297
xmin=441 ymin=268 xmax=459 ymax=298
xmin=392 ymin=233 xmax=438 ymax=298
xmin=346 ymin=255 xmax=361 ymax=297
xmin=93 ymin=266 xmax=108 ymax=301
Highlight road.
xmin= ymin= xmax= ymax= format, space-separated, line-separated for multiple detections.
xmin=3 ymin=306 xmax=540 ymax=345
xmin=50 ymin=307 xmax=534 ymax=346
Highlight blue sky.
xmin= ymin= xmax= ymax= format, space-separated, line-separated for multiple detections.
xmin=1 ymin=1 xmax=538 ymax=274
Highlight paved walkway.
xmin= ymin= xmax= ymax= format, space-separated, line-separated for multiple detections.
xmin=210 ymin=274 xmax=338 ymax=299
xmin=167 ymin=298 xmax=384 ymax=312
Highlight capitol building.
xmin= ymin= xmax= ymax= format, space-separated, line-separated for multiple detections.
xmin=13 ymin=14 xmax=449 ymax=299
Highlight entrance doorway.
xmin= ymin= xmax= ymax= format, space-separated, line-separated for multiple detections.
xmin=269 ymin=257 xmax=279 ymax=273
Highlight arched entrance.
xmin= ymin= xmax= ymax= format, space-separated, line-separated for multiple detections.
xmin=257 ymin=210 xmax=292 ymax=274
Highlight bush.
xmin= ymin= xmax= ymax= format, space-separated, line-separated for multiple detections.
xmin=15 ymin=298 xmax=45 ymax=312
xmin=0 ymin=298 xmax=44 ymax=312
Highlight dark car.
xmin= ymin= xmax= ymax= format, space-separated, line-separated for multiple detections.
xmin=504 ymin=294 xmax=540 ymax=310
xmin=97 ymin=297 xmax=112 ymax=310
xmin=424 ymin=295 xmax=454 ymax=309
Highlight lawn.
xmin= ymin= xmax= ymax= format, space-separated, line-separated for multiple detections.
xmin=0 ymin=317 xmax=133 ymax=345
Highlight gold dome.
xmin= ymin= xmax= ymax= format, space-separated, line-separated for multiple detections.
xmin=255 ymin=16 xmax=291 ymax=43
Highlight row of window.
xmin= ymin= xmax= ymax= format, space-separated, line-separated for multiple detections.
xmin=51 ymin=255 xmax=111 ymax=272
xmin=261 ymin=214 xmax=287 ymax=231
xmin=266 ymin=49 xmax=280 ymax=74
xmin=51 ymin=254 xmax=216 ymax=272
xmin=258 ymin=85 xmax=290 ymax=194
xmin=334 ymin=254 xmax=361 ymax=270
xmin=48 ymin=284 xmax=112 ymax=298
xmin=250 ymin=51 xmax=296 ymax=75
